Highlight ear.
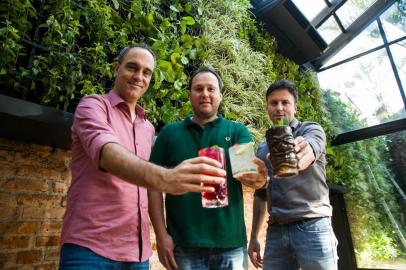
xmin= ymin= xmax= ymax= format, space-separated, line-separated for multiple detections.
xmin=114 ymin=63 xmax=120 ymax=77
xmin=294 ymin=103 xmax=298 ymax=115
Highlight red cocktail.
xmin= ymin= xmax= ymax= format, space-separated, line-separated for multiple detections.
xmin=198 ymin=146 xmax=228 ymax=208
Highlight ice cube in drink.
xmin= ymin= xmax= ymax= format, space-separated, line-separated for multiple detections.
xmin=198 ymin=146 xmax=228 ymax=208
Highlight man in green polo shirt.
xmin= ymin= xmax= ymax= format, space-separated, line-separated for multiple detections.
xmin=148 ymin=66 xmax=267 ymax=270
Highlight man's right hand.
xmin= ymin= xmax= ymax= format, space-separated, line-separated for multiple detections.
xmin=156 ymin=232 xmax=178 ymax=270
xmin=162 ymin=156 xmax=226 ymax=195
xmin=248 ymin=238 xmax=263 ymax=269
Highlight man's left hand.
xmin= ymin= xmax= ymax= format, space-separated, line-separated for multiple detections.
xmin=294 ymin=136 xmax=315 ymax=171
xmin=235 ymin=158 xmax=268 ymax=189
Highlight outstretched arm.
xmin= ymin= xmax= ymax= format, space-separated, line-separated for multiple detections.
xmin=100 ymin=143 xmax=226 ymax=195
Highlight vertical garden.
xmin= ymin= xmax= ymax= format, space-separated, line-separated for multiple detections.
xmin=1 ymin=0 xmax=404 ymax=266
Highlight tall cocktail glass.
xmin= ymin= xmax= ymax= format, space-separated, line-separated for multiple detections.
xmin=198 ymin=146 xmax=228 ymax=208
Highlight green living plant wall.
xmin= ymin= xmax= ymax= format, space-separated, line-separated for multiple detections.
xmin=323 ymin=90 xmax=405 ymax=265
xmin=0 ymin=0 xmax=206 ymax=123
xmin=1 ymin=0 xmax=403 ymax=264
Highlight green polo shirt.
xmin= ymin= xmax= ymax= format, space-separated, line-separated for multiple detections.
xmin=150 ymin=115 xmax=252 ymax=248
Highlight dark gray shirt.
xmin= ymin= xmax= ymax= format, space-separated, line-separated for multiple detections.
xmin=255 ymin=118 xmax=332 ymax=224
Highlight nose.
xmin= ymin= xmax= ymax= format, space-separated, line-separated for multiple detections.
xmin=132 ymin=70 xmax=143 ymax=81
xmin=201 ymin=89 xmax=210 ymax=97
xmin=275 ymin=102 xmax=283 ymax=110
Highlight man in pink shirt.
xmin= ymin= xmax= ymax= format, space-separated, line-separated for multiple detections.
xmin=59 ymin=44 xmax=226 ymax=270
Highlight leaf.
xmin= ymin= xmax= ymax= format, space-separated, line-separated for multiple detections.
xmin=225 ymin=112 xmax=238 ymax=120
xmin=185 ymin=3 xmax=192 ymax=13
xmin=180 ymin=55 xmax=188 ymax=65
xmin=111 ymin=0 xmax=119 ymax=10
xmin=169 ymin=5 xmax=179 ymax=12
xmin=181 ymin=16 xmax=195 ymax=26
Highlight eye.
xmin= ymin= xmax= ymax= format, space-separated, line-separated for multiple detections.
xmin=270 ymin=101 xmax=278 ymax=106
xmin=282 ymin=100 xmax=290 ymax=106
xmin=193 ymin=87 xmax=203 ymax=92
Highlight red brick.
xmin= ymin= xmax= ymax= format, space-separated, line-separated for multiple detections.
xmin=5 ymin=222 xmax=38 ymax=235
xmin=21 ymin=207 xmax=45 ymax=220
xmin=40 ymin=222 xmax=61 ymax=234
xmin=16 ymin=166 xmax=61 ymax=181
xmin=0 ymin=251 xmax=17 ymax=268
xmin=0 ymin=150 xmax=15 ymax=162
xmin=51 ymin=182 xmax=68 ymax=194
xmin=47 ymin=208 xmax=65 ymax=220
xmin=1 ymin=178 xmax=48 ymax=192
xmin=35 ymin=262 xmax=58 ymax=270
xmin=60 ymin=170 xmax=72 ymax=182
xmin=0 ymin=192 xmax=17 ymax=206
xmin=0 ymin=163 xmax=16 ymax=178
xmin=23 ymin=207 xmax=65 ymax=221
xmin=0 ymin=236 xmax=31 ymax=249
xmin=36 ymin=236 xmax=60 ymax=247
xmin=16 ymin=250 xmax=42 ymax=264
xmin=0 ymin=206 xmax=18 ymax=221
xmin=17 ymin=194 xmax=62 ymax=208
xmin=43 ymin=248 xmax=59 ymax=261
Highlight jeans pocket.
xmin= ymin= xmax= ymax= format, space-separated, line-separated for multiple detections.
xmin=296 ymin=217 xmax=330 ymax=233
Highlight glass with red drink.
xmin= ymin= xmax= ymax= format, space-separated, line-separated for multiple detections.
xmin=198 ymin=146 xmax=228 ymax=208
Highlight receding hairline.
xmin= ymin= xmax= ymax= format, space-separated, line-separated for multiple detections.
xmin=117 ymin=45 xmax=157 ymax=69
xmin=191 ymin=71 xmax=220 ymax=86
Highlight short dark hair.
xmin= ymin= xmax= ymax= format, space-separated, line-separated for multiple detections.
xmin=266 ymin=79 xmax=298 ymax=103
xmin=188 ymin=66 xmax=224 ymax=92
xmin=117 ymin=43 xmax=157 ymax=68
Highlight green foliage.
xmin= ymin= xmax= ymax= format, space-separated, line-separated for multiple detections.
xmin=0 ymin=0 xmax=205 ymax=118
xmin=322 ymin=89 xmax=404 ymax=262
xmin=271 ymin=118 xmax=289 ymax=127
xmin=1 ymin=0 xmax=404 ymax=262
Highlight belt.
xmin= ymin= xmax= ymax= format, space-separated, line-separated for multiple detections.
xmin=270 ymin=217 xmax=322 ymax=226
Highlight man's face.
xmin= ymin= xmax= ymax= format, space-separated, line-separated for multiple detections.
xmin=113 ymin=47 xmax=155 ymax=104
xmin=266 ymin=89 xmax=297 ymax=123
xmin=190 ymin=72 xmax=222 ymax=119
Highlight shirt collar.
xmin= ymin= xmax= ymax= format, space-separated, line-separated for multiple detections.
xmin=107 ymin=90 xmax=147 ymax=119
xmin=289 ymin=118 xmax=300 ymax=131
xmin=185 ymin=114 xmax=223 ymax=128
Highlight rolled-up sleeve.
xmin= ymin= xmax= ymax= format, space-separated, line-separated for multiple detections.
xmin=72 ymin=95 xmax=120 ymax=169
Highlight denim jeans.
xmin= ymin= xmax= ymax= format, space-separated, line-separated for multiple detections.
xmin=59 ymin=243 xmax=149 ymax=270
xmin=263 ymin=217 xmax=338 ymax=270
xmin=174 ymin=246 xmax=248 ymax=270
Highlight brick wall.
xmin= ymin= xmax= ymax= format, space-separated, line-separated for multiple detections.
xmin=0 ymin=138 xmax=70 ymax=270
xmin=0 ymin=138 xmax=266 ymax=269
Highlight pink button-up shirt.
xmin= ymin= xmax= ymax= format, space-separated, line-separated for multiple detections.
xmin=61 ymin=90 xmax=155 ymax=262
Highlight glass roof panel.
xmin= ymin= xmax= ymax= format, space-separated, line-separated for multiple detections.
xmin=381 ymin=3 xmax=406 ymax=42
xmin=291 ymin=0 xmax=326 ymax=22
xmin=391 ymin=41 xmax=406 ymax=96
xmin=323 ymin=21 xmax=383 ymax=67
xmin=318 ymin=16 xmax=342 ymax=44
xmin=336 ymin=0 xmax=378 ymax=29
xmin=318 ymin=48 xmax=404 ymax=132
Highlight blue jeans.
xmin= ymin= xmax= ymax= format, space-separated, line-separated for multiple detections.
xmin=59 ymin=243 xmax=149 ymax=270
xmin=263 ymin=217 xmax=338 ymax=270
xmin=174 ymin=246 xmax=248 ymax=270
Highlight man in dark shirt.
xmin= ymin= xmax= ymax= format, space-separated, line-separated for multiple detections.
xmin=248 ymin=80 xmax=338 ymax=270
